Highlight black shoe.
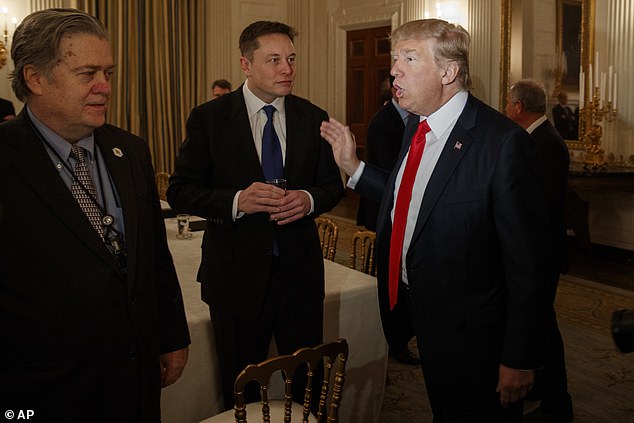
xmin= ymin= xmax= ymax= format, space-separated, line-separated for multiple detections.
xmin=391 ymin=349 xmax=420 ymax=365
xmin=523 ymin=404 xmax=574 ymax=423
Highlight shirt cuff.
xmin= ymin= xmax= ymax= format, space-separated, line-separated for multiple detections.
xmin=232 ymin=190 xmax=245 ymax=220
xmin=346 ymin=161 xmax=366 ymax=189
xmin=300 ymin=190 xmax=315 ymax=214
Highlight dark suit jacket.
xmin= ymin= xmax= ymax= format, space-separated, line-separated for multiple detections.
xmin=356 ymin=94 xmax=550 ymax=394
xmin=0 ymin=97 xmax=16 ymax=120
xmin=552 ymin=104 xmax=577 ymax=139
xmin=531 ymin=119 xmax=570 ymax=276
xmin=357 ymin=101 xmax=405 ymax=230
xmin=167 ymin=88 xmax=344 ymax=320
xmin=0 ymin=113 xmax=190 ymax=422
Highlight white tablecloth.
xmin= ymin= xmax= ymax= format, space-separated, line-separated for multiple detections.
xmin=160 ymin=218 xmax=388 ymax=423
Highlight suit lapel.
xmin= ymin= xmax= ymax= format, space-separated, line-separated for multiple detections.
xmin=281 ymin=95 xmax=307 ymax=182
xmin=409 ymin=94 xmax=479 ymax=245
xmin=8 ymin=115 xmax=124 ymax=278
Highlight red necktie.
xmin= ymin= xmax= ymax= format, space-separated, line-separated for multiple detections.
xmin=388 ymin=119 xmax=431 ymax=310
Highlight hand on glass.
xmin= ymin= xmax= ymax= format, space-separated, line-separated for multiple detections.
xmin=237 ymin=182 xmax=285 ymax=215
xmin=270 ymin=190 xmax=311 ymax=225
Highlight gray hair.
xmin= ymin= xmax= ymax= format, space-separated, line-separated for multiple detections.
xmin=509 ymin=79 xmax=547 ymax=114
xmin=10 ymin=8 xmax=107 ymax=102
xmin=391 ymin=19 xmax=471 ymax=89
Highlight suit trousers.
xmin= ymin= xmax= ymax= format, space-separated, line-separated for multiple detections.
xmin=209 ymin=256 xmax=324 ymax=410
xmin=401 ymin=283 xmax=524 ymax=423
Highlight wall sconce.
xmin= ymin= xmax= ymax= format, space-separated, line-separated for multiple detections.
xmin=0 ymin=7 xmax=18 ymax=70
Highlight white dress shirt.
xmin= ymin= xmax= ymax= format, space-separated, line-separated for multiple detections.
xmin=349 ymin=90 xmax=468 ymax=283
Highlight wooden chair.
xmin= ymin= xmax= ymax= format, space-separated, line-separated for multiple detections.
xmin=202 ymin=339 xmax=349 ymax=423
xmin=349 ymin=230 xmax=377 ymax=276
xmin=314 ymin=217 xmax=339 ymax=261
xmin=155 ymin=171 xmax=170 ymax=201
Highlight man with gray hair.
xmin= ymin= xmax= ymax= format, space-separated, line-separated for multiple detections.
xmin=322 ymin=19 xmax=551 ymax=421
xmin=0 ymin=8 xmax=190 ymax=421
xmin=506 ymin=79 xmax=573 ymax=423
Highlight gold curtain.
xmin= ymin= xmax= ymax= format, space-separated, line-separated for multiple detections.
xmin=77 ymin=0 xmax=207 ymax=173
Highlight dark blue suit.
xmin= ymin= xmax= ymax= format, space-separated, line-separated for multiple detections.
xmin=356 ymin=94 xmax=551 ymax=421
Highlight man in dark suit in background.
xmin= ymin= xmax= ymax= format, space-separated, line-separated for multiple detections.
xmin=552 ymin=91 xmax=577 ymax=140
xmin=0 ymin=9 xmax=190 ymax=422
xmin=0 ymin=96 xmax=16 ymax=121
xmin=322 ymin=19 xmax=550 ymax=422
xmin=356 ymin=75 xmax=419 ymax=366
xmin=168 ymin=21 xmax=344 ymax=410
xmin=507 ymin=79 xmax=573 ymax=423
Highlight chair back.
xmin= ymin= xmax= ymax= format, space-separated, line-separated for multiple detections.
xmin=314 ymin=217 xmax=339 ymax=261
xmin=349 ymin=230 xmax=376 ymax=276
xmin=233 ymin=339 xmax=348 ymax=423
xmin=155 ymin=171 xmax=170 ymax=201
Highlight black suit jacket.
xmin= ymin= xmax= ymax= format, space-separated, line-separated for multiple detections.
xmin=356 ymin=94 xmax=550 ymax=387
xmin=0 ymin=113 xmax=190 ymax=422
xmin=357 ymin=101 xmax=406 ymax=230
xmin=167 ymin=88 xmax=343 ymax=320
xmin=552 ymin=104 xmax=577 ymax=139
xmin=531 ymin=119 xmax=570 ymax=275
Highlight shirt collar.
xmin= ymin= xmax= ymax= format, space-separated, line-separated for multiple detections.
xmin=242 ymin=81 xmax=286 ymax=118
xmin=422 ymin=90 xmax=469 ymax=140
xmin=27 ymin=106 xmax=95 ymax=161
xmin=526 ymin=115 xmax=548 ymax=134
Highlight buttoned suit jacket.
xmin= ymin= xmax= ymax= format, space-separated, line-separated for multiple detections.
xmin=356 ymin=94 xmax=550 ymax=399
xmin=357 ymin=100 xmax=405 ymax=230
xmin=167 ymin=87 xmax=344 ymax=320
xmin=0 ymin=113 xmax=190 ymax=422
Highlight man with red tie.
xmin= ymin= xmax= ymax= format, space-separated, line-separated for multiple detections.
xmin=321 ymin=19 xmax=551 ymax=422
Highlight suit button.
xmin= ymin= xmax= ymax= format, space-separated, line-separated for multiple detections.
xmin=128 ymin=351 xmax=138 ymax=360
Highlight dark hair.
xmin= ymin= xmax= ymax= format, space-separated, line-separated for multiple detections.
xmin=509 ymin=79 xmax=547 ymax=114
xmin=212 ymin=79 xmax=232 ymax=90
xmin=10 ymin=8 xmax=107 ymax=102
xmin=239 ymin=21 xmax=297 ymax=61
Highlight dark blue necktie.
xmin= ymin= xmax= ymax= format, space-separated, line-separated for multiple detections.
xmin=261 ymin=105 xmax=283 ymax=180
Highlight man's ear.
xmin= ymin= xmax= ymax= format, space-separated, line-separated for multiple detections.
xmin=23 ymin=65 xmax=44 ymax=96
xmin=441 ymin=61 xmax=460 ymax=86
xmin=239 ymin=56 xmax=251 ymax=76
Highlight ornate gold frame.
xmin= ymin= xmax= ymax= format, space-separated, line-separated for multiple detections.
xmin=499 ymin=0 xmax=594 ymax=149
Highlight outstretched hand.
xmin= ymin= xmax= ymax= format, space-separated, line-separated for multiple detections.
xmin=320 ymin=118 xmax=361 ymax=176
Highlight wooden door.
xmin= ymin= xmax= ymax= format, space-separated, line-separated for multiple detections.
xmin=346 ymin=26 xmax=392 ymax=159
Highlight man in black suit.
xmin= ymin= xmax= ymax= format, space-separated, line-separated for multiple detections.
xmin=552 ymin=91 xmax=577 ymax=140
xmin=356 ymin=77 xmax=419 ymax=366
xmin=507 ymin=79 xmax=573 ymax=423
xmin=0 ymin=96 xmax=16 ymax=121
xmin=0 ymin=9 xmax=190 ymax=422
xmin=168 ymin=21 xmax=344 ymax=410
xmin=322 ymin=19 xmax=550 ymax=422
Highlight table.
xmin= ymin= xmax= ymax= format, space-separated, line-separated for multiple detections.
xmin=160 ymin=218 xmax=388 ymax=423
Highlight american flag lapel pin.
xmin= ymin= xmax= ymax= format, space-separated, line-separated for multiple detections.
xmin=454 ymin=141 xmax=463 ymax=150
xmin=112 ymin=147 xmax=124 ymax=158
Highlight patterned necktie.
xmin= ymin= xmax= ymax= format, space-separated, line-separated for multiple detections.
xmin=70 ymin=145 xmax=104 ymax=239
xmin=261 ymin=105 xmax=283 ymax=180
xmin=388 ymin=119 xmax=431 ymax=310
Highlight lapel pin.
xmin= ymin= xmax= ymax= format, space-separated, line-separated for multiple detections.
xmin=112 ymin=147 xmax=124 ymax=158
xmin=454 ymin=141 xmax=463 ymax=150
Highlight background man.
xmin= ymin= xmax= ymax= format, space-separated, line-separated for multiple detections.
xmin=552 ymin=91 xmax=577 ymax=140
xmin=0 ymin=8 xmax=190 ymax=421
xmin=211 ymin=78 xmax=232 ymax=99
xmin=321 ymin=19 xmax=550 ymax=422
xmin=168 ymin=21 xmax=343 ymax=409
xmin=507 ymin=79 xmax=573 ymax=423
xmin=356 ymin=75 xmax=419 ymax=366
